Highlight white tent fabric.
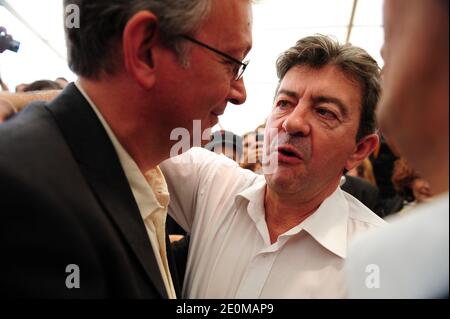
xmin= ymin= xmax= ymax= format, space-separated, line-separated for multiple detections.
xmin=0 ymin=0 xmax=383 ymax=135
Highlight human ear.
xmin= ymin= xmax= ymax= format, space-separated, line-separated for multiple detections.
xmin=122 ymin=11 xmax=160 ymax=89
xmin=345 ymin=133 xmax=379 ymax=171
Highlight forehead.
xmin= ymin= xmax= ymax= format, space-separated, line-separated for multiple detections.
xmin=278 ymin=64 xmax=363 ymax=111
xmin=199 ymin=0 xmax=253 ymax=55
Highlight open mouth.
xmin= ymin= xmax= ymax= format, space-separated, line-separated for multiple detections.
xmin=279 ymin=148 xmax=298 ymax=157
xmin=277 ymin=146 xmax=303 ymax=164
xmin=278 ymin=146 xmax=302 ymax=159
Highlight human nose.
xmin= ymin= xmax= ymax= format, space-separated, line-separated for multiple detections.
xmin=281 ymin=104 xmax=311 ymax=137
xmin=227 ymin=78 xmax=247 ymax=105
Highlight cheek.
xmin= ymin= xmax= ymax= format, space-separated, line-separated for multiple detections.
xmin=310 ymin=133 xmax=354 ymax=167
xmin=264 ymin=117 xmax=281 ymax=147
xmin=203 ymin=69 xmax=233 ymax=98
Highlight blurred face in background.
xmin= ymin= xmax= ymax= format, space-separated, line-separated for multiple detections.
xmin=411 ymin=178 xmax=432 ymax=204
xmin=15 ymin=83 xmax=27 ymax=92
xmin=241 ymin=132 xmax=263 ymax=173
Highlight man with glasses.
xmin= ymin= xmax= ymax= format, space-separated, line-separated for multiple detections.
xmin=0 ymin=0 xmax=253 ymax=298
xmin=0 ymin=17 xmax=251 ymax=123
xmin=181 ymin=35 xmax=250 ymax=82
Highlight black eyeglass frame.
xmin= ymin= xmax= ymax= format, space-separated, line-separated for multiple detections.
xmin=181 ymin=35 xmax=249 ymax=81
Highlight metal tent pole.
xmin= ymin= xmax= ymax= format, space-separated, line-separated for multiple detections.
xmin=346 ymin=0 xmax=359 ymax=44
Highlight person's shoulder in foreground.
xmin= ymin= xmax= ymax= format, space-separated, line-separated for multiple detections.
xmin=346 ymin=193 xmax=449 ymax=298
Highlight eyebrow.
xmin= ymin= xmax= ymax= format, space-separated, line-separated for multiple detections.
xmin=276 ymin=89 xmax=300 ymax=100
xmin=276 ymin=90 xmax=350 ymax=118
xmin=230 ymin=43 xmax=252 ymax=62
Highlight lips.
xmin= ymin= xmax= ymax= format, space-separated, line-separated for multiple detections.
xmin=211 ymin=104 xmax=227 ymax=117
xmin=277 ymin=145 xmax=303 ymax=165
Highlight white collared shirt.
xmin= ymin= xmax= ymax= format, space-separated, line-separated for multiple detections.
xmin=75 ymin=82 xmax=176 ymax=299
xmin=161 ymin=147 xmax=386 ymax=298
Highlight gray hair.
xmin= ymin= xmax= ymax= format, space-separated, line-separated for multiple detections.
xmin=275 ymin=34 xmax=381 ymax=141
xmin=63 ymin=0 xmax=212 ymax=79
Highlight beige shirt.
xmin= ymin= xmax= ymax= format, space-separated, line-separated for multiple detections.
xmin=75 ymin=82 xmax=176 ymax=299
xmin=161 ymin=147 xmax=386 ymax=299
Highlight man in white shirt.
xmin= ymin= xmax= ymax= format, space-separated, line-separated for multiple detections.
xmin=346 ymin=0 xmax=449 ymax=298
xmin=161 ymin=35 xmax=386 ymax=298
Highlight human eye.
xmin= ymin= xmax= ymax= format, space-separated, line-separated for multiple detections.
xmin=315 ymin=107 xmax=339 ymax=120
xmin=275 ymin=99 xmax=292 ymax=110
xmin=221 ymin=59 xmax=237 ymax=74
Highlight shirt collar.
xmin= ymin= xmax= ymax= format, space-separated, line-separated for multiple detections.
xmin=300 ymin=187 xmax=349 ymax=258
xmin=74 ymin=81 xmax=169 ymax=220
xmin=236 ymin=176 xmax=349 ymax=259
xmin=236 ymin=175 xmax=267 ymax=222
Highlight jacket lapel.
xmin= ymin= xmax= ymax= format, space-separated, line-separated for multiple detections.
xmin=46 ymin=84 xmax=168 ymax=298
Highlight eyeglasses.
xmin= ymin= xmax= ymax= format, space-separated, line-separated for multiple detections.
xmin=181 ymin=35 xmax=249 ymax=81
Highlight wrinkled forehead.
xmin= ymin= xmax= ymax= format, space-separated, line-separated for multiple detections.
xmin=277 ymin=65 xmax=363 ymax=108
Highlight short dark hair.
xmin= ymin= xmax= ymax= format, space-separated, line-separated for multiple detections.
xmin=204 ymin=130 xmax=243 ymax=158
xmin=276 ymin=35 xmax=381 ymax=141
xmin=63 ymin=0 xmax=213 ymax=79
xmin=23 ymin=80 xmax=63 ymax=92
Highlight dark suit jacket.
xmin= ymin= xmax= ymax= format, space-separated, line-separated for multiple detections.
xmin=342 ymin=175 xmax=380 ymax=213
xmin=0 ymin=84 xmax=180 ymax=298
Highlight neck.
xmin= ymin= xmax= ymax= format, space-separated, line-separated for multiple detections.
xmin=264 ymin=182 xmax=338 ymax=244
xmin=78 ymin=76 xmax=168 ymax=173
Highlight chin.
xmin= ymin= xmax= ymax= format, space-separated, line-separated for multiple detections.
xmin=209 ymin=116 xmax=219 ymax=128
xmin=266 ymin=172 xmax=297 ymax=192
